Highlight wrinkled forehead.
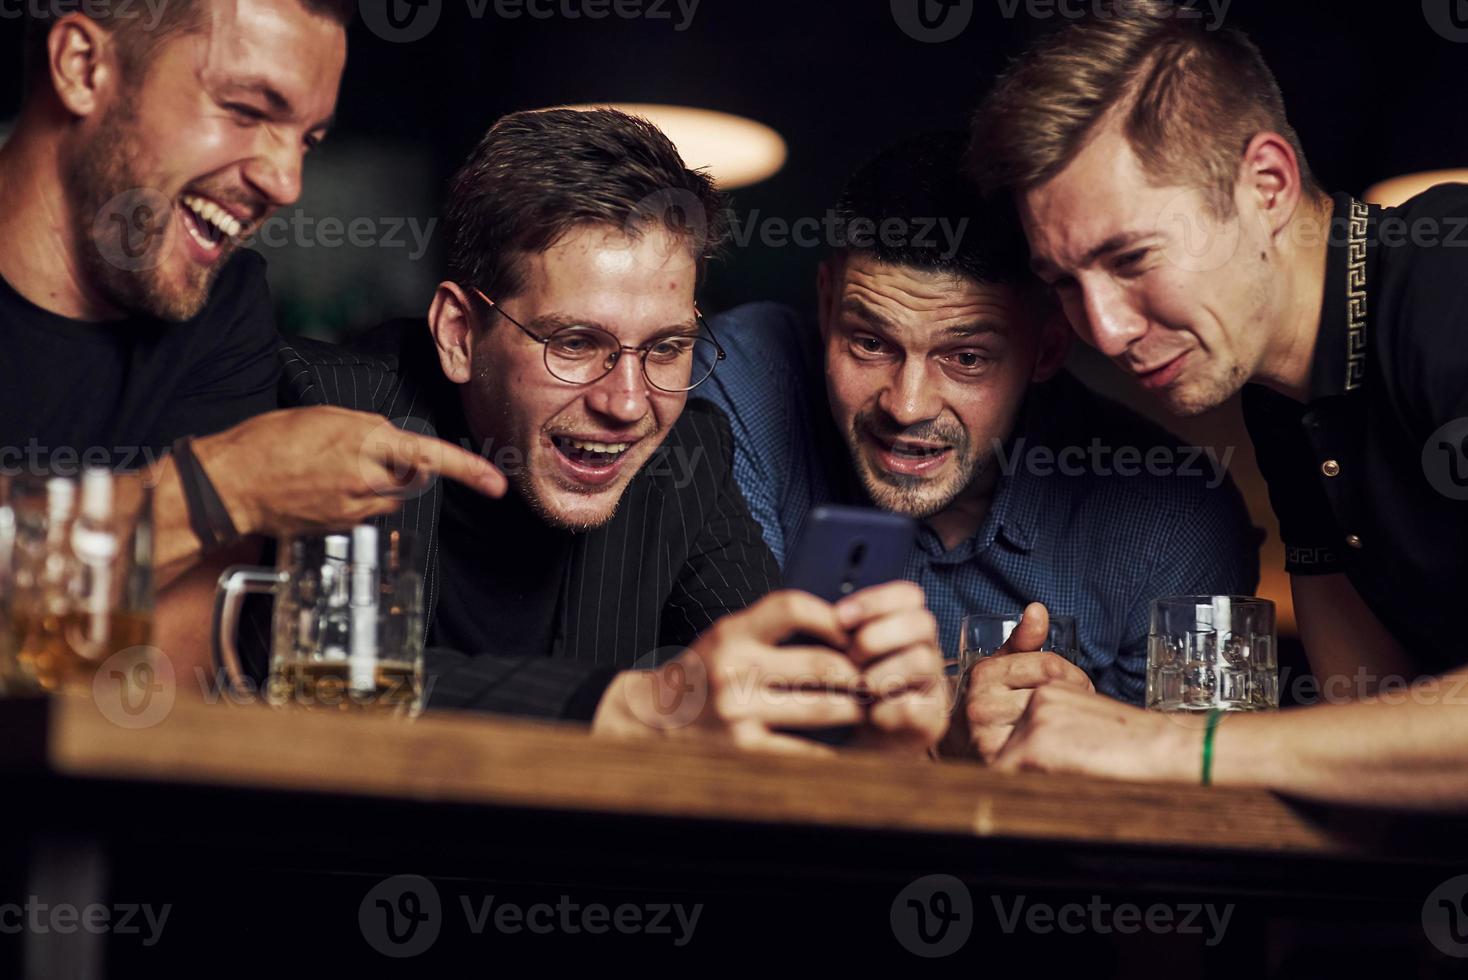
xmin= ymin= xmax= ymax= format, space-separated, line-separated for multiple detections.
xmin=835 ymin=254 xmax=1031 ymax=337
xmin=188 ymin=0 xmax=345 ymax=118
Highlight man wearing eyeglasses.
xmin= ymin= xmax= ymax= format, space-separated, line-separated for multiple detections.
xmin=281 ymin=108 xmax=950 ymax=755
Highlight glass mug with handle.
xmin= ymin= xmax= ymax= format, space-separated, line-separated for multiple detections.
xmin=1146 ymin=595 xmax=1278 ymax=713
xmin=948 ymin=612 xmax=1082 ymax=710
xmin=214 ymin=526 xmax=425 ymax=717
xmin=3 ymin=470 xmax=155 ymax=695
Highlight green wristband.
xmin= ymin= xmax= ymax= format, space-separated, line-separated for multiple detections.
xmin=1201 ymin=708 xmax=1225 ymax=786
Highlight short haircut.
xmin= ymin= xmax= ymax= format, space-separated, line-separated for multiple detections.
xmin=23 ymin=0 xmax=354 ymax=90
xmin=969 ymin=0 xmax=1316 ymax=210
xmin=832 ymin=131 xmax=1033 ymax=288
xmin=444 ymin=108 xmax=730 ymax=301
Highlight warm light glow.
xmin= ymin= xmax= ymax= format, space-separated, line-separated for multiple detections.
xmin=559 ymin=103 xmax=787 ymax=189
xmin=1363 ymin=169 xmax=1468 ymax=208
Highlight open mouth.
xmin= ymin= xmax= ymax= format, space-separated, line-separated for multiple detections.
xmin=552 ymin=436 xmax=634 ymax=468
xmin=177 ymin=193 xmax=246 ymax=261
xmin=869 ymin=433 xmax=954 ymax=477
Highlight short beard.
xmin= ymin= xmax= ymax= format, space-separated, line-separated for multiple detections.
xmin=63 ymin=99 xmax=220 ymax=322
xmin=847 ymin=410 xmax=986 ymax=520
xmin=511 ymin=451 xmax=631 ymax=533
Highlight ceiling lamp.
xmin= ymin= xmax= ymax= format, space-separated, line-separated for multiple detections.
xmin=1363 ymin=169 xmax=1468 ymax=208
xmin=560 ymin=103 xmax=787 ymax=190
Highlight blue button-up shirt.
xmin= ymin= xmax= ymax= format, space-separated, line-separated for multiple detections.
xmin=695 ymin=303 xmax=1261 ymax=705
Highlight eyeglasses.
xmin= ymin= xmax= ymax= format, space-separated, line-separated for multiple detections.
xmin=465 ymin=287 xmax=726 ymax=393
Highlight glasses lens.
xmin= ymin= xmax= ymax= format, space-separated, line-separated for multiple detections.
xmin=646 ymin=337 xmax=719 ymax=392
xmin=544 ymin=327 xmax=621 ymax=384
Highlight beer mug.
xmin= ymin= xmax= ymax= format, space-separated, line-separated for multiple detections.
xmin=3 ymin=470 xmax=154 ymax=694
xmin=214 ymin=526 xmax=425 ymax=717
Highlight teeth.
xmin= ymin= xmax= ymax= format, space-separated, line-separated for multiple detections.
xmin=566 ymin=439 xmax=629 ymax=454
xmin=181 ymin=194 xmax=244 ymax=240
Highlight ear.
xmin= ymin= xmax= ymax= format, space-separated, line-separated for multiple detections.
xmin=1237 ymin=131 xmax=1305 ymax=240
xmin=1030 ymin=304 xmax=1073 ymax=383
xmin=427 ymin=282 xmax=477 ymax=385
xmin=46 ymin=14 xmax=119 ymax=118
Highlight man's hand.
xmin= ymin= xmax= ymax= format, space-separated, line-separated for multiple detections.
xmin=943 ymin=601 xmax=1093 ymax=763
xmin=838 ymin=581 xmax=949 ymax=756
xmin=592 ymin=590 xmax=865 ymax=756
xmin=191 ymin=407 xmax=508 ymax=537
xmin=992 ymin=683 xmax=1199 ymax=783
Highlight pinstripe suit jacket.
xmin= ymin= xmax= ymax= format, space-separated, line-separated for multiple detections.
xmin=277 ymin=323 xmax=780 ymax=720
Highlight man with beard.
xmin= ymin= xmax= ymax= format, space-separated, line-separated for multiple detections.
xmin=695 ymin=133 xmax=1257 ymax=740
xmin=2 ymin=2 xmax=506 ymax=656
xmin=281 ymin=109 xmax=950 ymax=755
xmin=962 ymin=0 xmax=1468 ymax=807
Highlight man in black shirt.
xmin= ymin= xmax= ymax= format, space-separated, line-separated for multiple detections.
xmin=2 ymin=1 xmax=506 ymax=664
xmin=283 ymin=109 xmax=951 ymax=755
xmin=960 ymin=0 xmax=1468 ymax=807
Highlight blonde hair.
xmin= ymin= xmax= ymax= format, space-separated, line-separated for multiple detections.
xmin=970 ymin=0 xmax=1316 ymax=212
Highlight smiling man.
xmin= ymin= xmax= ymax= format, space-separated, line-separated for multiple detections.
xmin=281 ymin=109 xmax=950 ymax=755
xmin=966 ymin=0 xmax=1468 ymax=807
xmin=696 ymin=133 xmax=1257 ymax=741
xmin=1 ymin=1 xmax=509 ymax=670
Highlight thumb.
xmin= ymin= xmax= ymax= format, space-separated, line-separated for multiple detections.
xmin=999 ymin=602 xmax=1050 ymax=654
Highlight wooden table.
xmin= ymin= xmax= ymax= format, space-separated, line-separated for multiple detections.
xmin=3 ymin=694 xmax=1466 ymax=976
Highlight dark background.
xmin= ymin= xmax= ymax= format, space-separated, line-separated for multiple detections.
xmin=5 ymin=0 xmax=1466 ymax=326
xmin=4 ymin=0 xmax=1468 ymax=626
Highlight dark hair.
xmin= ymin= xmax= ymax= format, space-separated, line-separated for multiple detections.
xmin=444 ymin=108 xmax=730 ymax=301
xmin=832 ymin=131 xmax=1032 ymax=288
xmin=23 ymin=0 xmax=355 ymax=89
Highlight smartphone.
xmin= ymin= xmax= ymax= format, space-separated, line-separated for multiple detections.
xmin=783 ymin=505 xmax=917 ymax=601
xmin=780 ymin=506 xmax=917 ymax=745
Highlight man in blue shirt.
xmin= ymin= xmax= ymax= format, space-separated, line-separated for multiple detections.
xmin=696 ymin=133 xmax=1259 ymax=713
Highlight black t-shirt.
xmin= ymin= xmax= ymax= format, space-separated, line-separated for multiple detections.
xmin=429 ymin=456 xmax=574 ymax=660
xmin=1243 ymin=187 xmax=1468 ymax=675
xmin=0 ymin=249 xmax=281 ymax=473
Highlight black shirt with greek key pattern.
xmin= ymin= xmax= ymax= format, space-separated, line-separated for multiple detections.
xmin=1242 ymin=187 xmax=1468 ymax=674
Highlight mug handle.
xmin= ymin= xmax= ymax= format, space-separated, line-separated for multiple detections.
xmin=213 ymin=566 xmax=286 ymax=698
